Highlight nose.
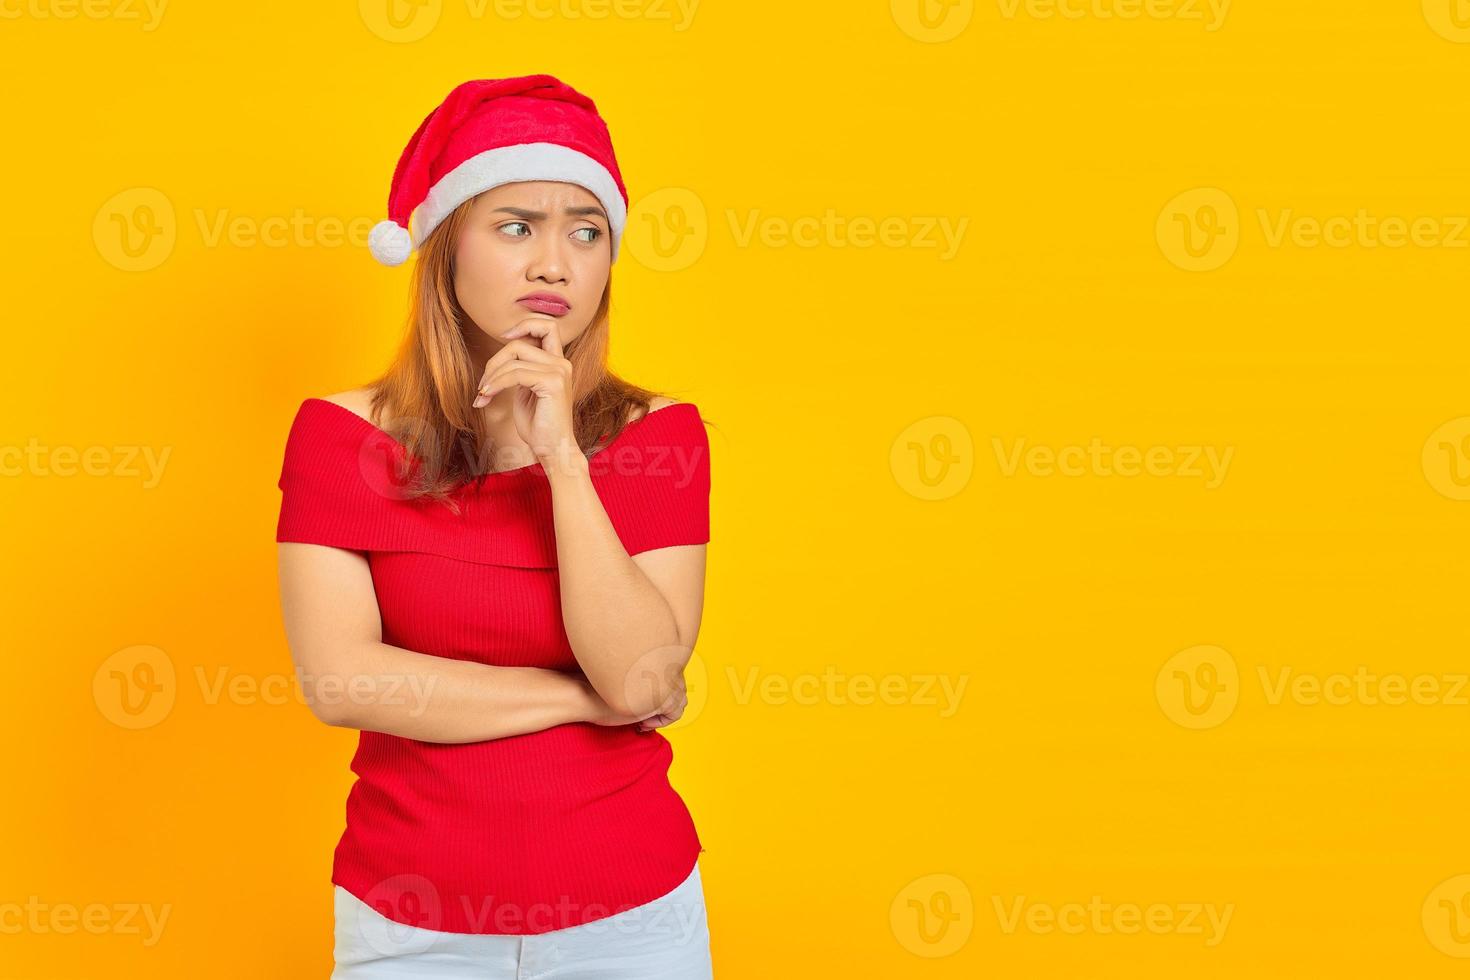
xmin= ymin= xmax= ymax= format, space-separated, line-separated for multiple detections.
xmin=526 ymin=233 xmax=570 ymax=286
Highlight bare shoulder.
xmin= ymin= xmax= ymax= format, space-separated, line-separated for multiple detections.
xmin=625 ymin=395 xmax=682 ymax=425
xmin=318 ymin=387 xmax=381 ymax=425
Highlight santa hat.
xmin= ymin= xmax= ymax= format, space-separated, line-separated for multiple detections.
xmin=368 ymin=74 xmax=629 ymax=266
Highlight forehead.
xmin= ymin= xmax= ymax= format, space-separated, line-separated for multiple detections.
xmin=474 ymin=180 xmax=603 ymax=211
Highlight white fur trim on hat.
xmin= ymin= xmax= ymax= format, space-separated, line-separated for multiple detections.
xmin=409 ymin=142 xmax=627 ymax=262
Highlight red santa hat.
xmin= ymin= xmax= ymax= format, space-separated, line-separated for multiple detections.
xmin=367 ymin=74 xmax=629 ymax=266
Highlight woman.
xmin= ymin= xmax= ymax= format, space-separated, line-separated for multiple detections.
xmin=275 ymin=75 xmax=714 ymax=978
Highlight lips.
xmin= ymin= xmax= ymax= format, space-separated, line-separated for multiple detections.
xmin=516 ymin=293 xmax=571 ymax=317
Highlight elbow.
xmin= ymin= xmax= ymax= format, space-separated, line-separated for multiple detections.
xmin=308 ymin=697 xmax=356 ymax=729
xmin=293 ymin=650 xmax=359 ymax=728
xmin=591 ymin=670 xmax=661 ymax=720
xmin=608 ymin=647 xmax=691 ymax=718
xmin=608 ymin=689 xmax=659 ymax=720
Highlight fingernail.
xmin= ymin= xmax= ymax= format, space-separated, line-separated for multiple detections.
xmin=472 ymin=394 xmax=489 ymax=408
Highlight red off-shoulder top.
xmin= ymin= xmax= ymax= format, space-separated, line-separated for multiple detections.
xmin=276 ymin=397 xmax=709 ymax=935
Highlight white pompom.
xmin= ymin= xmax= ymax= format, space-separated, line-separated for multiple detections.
xmin=369 ymin=220 xmax=412 ymax=266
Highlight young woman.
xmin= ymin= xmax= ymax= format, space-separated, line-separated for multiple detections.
xmin=275 ymin=75 xmax=714 ymax=978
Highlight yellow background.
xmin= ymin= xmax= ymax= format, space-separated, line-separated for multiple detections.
xmin=4 ymin=0 xmax=1470 ymax=976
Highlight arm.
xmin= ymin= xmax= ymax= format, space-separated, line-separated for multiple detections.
xmin=544 ymin=457 xmax=708 ymax=719
xmin=277 ymin=540 xmax=611 ymax=743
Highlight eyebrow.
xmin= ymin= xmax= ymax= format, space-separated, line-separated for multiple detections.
xmin=492 ymin=205 xmax=608 ymax=222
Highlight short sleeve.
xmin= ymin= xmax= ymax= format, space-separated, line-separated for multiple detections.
xmin=275 ymin=400 xmax=396 ymax=554
xmin=592 ymin=403 xmax=711 ymax=556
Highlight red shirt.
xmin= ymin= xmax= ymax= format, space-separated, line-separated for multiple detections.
xmin=276 ymin=397 xmax=709 ymax=935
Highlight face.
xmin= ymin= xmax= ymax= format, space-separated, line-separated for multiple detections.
xmin=452 ymin=180 xmax=612 ymax=351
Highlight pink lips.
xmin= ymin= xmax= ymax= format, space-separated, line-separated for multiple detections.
xmin=516 ymin=293 xmax=571 ymax=317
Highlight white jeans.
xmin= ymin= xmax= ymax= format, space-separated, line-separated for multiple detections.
xmin=330 ymin=862 xmax=712 ymax=979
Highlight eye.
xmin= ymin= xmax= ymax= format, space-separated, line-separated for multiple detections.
xmin=500 ymin=221 xmax=531 ymax=238
xmin=573 ymin=227 xmax=601 ymax=244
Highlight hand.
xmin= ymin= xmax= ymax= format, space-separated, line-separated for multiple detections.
xmin=572 ymin=672 xmax=688 ymax=732
xmin=472 ymin=316 xmax=576 ymax=465
xmin=635 ymin=670 xmax=689 ymax=732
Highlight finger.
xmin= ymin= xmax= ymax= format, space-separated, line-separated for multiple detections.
xmin=474 ymin=342 xmax=563 ymax=404
xmin=476 ymin=365 xmax=563 ymax=404
xmin=501 ymin=316 xmax=565 ymax=359
xmin=480 ymin=361 xmax=557 ymax=393
xmin=480 ymin=339 xmax=562 ymax=381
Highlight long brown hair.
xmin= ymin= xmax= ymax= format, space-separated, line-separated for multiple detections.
xmin=356 ymin=191 xmax=672 ymax=510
